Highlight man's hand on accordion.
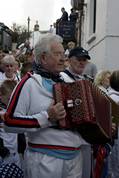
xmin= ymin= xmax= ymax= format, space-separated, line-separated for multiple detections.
xmin=47 ymin=101 xmax=66 ymax=122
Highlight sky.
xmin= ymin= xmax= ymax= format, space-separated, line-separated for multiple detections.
xmin=0 ymin=0 xmax=71 ymax=31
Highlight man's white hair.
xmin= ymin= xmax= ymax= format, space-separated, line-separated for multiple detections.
xmin=34 ymin=33 xmax=63 ymax=64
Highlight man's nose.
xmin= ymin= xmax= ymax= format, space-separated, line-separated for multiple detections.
xmin=59 ymin=54 xmax=65 ymax=61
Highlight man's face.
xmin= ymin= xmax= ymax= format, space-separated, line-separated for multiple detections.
xmin=69 ymin=56 xmax=88 ymax=75
xmin=42 ymin=42 xmax=65 ymax=74
xmin=61 ymin=8 xmax=64 ymax=13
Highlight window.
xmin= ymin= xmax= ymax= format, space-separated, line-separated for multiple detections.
xmin=89 ymin=0 xmax=96 ymax=36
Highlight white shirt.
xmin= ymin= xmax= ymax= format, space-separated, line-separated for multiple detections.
xmin=0 ymin=72 xmax=19 ymax=85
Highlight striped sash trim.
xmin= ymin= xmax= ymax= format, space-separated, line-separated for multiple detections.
xmin=5 ymin=115 xmax=40 ymax=128
xmin=4 ymin=72 xmax=40 ymax=128
xmin=28 ymin=142 xmax=80 ymax=151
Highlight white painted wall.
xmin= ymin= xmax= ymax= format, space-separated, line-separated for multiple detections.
xmin=82 ymin=0 xmax=119 ymax=71
xmin=106 ymin=37 xmax=119 ymax=70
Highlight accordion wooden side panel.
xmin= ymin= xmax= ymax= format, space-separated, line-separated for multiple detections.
xmin=53 ymin=80 xmax=112 ymax=144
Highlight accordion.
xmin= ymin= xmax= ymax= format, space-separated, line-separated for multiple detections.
xmin=53 ymin=80 xmax=112 ymax=144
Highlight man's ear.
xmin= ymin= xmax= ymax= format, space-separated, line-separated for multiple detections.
xmin=40 ymin=53 xmax=47 ymax=65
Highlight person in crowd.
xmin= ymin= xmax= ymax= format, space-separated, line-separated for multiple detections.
xmin=49 ymin=25 xmax=53 ymax=33
xmin=94 ymin=70 xmax=111 ymax=94
xmin=0 ymin=50 xmax=5 ymax=73
xmin=94 ymin=70 xmax=112 ymax=178
xmin=61 ymin=47 xmax=91 ymax=81
xmin=20 ymin=61 xmax=33 ymax=78
xmin=52 ymin=23 xmax=56 ymax=34
xmin=0 ymin=80 xmax=21 ymax=168
xmin=0 ymin=55 xmax=19 ymax=85
xmin=65 ymin=41 xmax=76 ymax=57
xmin=60 ymin=47 xmax=92 ymax=178
xmin=107 ymin=70 xmax=119 ymax=178
xmin=56 ymin=7 xmax=68 ymax=31
xmin=59 ymin=7 xmax=68 ymax=22
xmin=4 ymin=33 xmax=83 ymax=178
xmin=69 ymin=8 xmax=78 ymax=23
xmin=49 ymin=23 xmax=56 ymax=34
xmin=82 ymin=60 xmax=98 ymax=80
xmin=16 ymin=40 xmax=32 ymax=58
xmin=14 ymin=59 xmax=21 ymax=81
xmin=24 ymin=50 xmax=34 ymax=63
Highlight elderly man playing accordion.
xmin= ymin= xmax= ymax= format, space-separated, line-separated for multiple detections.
xmin=3 ymin=34 xmax=84 ymax=178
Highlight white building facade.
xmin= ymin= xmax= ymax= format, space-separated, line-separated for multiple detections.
xmin=74 ymin=0 xmax=119 ymax=71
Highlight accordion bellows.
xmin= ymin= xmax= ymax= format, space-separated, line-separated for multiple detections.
xmin=53 ymin=80 xmax=112 ymax=144
xmin=0 ymin=163 xmax=23 ymax=178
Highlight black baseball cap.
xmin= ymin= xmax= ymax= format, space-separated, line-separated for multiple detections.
xmin=68 ymin=47 xmax=91 ymax=60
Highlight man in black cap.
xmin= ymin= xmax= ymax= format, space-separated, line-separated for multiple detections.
xmin=61 ymin=47 xmax=91 ymax=81
xmin=67 ymin=47 xmax=97 ymax=80
xmin=60 ymin=46 xmax=92 ymax=178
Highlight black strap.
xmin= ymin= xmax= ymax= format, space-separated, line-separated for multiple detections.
xmin=0 ymin=137 xmax=4 ymax=147
xmin=63 ymin=69 xmax=76 ymax=81
xmin=109 ymin=92 xmax=119 ymax=96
